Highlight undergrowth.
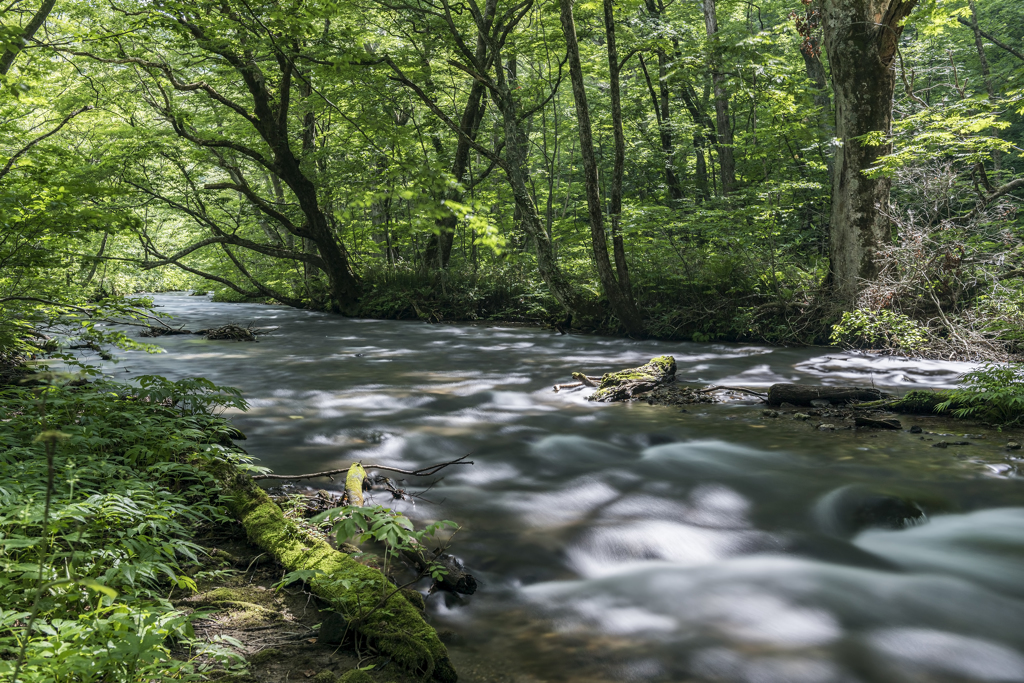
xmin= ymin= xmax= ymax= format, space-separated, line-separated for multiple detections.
xmin=0 ymin=375 xmax=258 ymax=682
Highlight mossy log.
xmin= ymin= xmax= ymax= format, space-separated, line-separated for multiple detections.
xmin=766 ymin=384 xmax=891 ymax=407
xmin=219 ymin=472 xmax=457 ymax=682
xmin=854 ymin=390 xmax=960 ymax=415
xmin=590 ymin=356 xmax=677 ymax=402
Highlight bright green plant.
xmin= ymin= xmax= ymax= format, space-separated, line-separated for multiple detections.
xmin=0 ymin=375 xmax=258 ymax=682
xmin=937 ymin=362 xmax=1024 ymax=424
xmin=831 ymin=309 xmax=929 ymax=354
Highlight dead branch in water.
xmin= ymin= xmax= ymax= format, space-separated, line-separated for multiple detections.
xmin=697 ymin=385 xmax=768 ymax=399
xmin=251 ymin=454 xmax=474 ymax=481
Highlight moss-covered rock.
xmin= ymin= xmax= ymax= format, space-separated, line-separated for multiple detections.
xmin=338 ymin=670 xmax=375 ymax=683
xmin=248 ymin=648 xmax=282 ymax=667
xmin=312 ymin=671 xmax=339 ymax=683
xmin=219 ymin=473 xmax=456 ymax=683
xmin=590 ymin=355 xmax=677 ymax=402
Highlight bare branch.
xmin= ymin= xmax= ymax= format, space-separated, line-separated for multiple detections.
xmin=251 ymin=454 xmax=474 ymax=481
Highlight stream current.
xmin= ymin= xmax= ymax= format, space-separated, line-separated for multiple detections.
xmin=108 ymin=294 xmax=1024 ymax=683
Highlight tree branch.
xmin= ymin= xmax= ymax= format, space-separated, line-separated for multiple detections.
xmin=0 ymin=106 xmax=92 ymax=182
xmin=957 ymin=17 xmax=1024 ymax=63
xmin=251 ymin=454 xmax=474 ymax=481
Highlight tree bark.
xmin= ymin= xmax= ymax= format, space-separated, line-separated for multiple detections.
xmin=822 ymin=0 xmax=918 ymax=303
xmin=0 ymin=0 xmax=56 ymax=76
xmin=766 ymin=384 xmax=890 ymax=406
xmin=603 ymin=0 xmax=632 ymax=297
xmin=801 ymin=37 xmax=835 ymax=177
xmin=559 ymin=0 xmax=643 ymax=335
xmin=641 ymin=0 xmax=684 ymax=202
xmin=702 ymin=0 xmax=736 ymax=194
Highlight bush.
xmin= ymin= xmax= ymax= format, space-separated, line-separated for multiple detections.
xmin=936 ymin=362 xmax=1024 ymax=425
xmin=830 ymin=308 xmax=929 ymax=354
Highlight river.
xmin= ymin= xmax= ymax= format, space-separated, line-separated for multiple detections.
xmin=105 ymin=293 xmax=1024 ymax=683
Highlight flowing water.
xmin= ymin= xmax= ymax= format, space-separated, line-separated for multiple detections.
xmin=104 ymin=294 xmax=1024 ymax=683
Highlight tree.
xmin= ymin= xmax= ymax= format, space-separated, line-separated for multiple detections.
xmin=77 ymin=0 xmax=363 ymax=312
xmin=558 ymin=0 xmax=643 ymax=334
xmin=822 ymin=0 xmax=918 ymax=302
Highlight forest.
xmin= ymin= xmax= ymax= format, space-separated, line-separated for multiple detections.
xmin=0 ymin=0 xmax=1021 ymax=354
xmin=2 ymin=0 xmax=1024 ymax=682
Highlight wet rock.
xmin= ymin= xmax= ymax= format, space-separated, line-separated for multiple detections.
xmin=1008 ymin=442 xmax=1022 ymax=450
xmin=318 ymin=611 xmax=349 ymax=645
xmin=762 ymin=409 xmax=779 ymax=418
xmin=818 ymin=424 xmax=836 ymax=431
xmin=909 ymin=425 xmax=923 ymax=434
xmin=794 ymin=413 xmax=810 ymax=421
xmin=815 ymin=486 xmax=926 ymax=536
xmin=932 ymin=440 xmax=971 ymax=448
xmin=854 ymin=417 xmax=902 ymax=430
xmin=933 ymin=441 xmax=948 ymax=448
xmin=810 ymin=398 xmax=831 ymax=408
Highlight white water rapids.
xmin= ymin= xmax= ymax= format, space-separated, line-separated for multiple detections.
xmin=95 ymin=294 xmax=1024 ymax=683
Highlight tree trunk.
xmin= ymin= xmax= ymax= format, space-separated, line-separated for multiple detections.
xmin=966 ymin=0 xmax=994 ymax=99
xmin=493 ymin=67 xmax=582 ymax=316
xmin=822 ymin=0 xmax=918 ymax=303
xmin=641 ymin=0 xmax=683 ymax=202
xmin=702 ymin=0 xmax=736 ymax=194
xmin=559 ymin=0 xmax=643 ymax=336
xmin=603 ymin=0 xmax=633 ymax=297
xmin=801 ymin=37 xmax=835 ymax=177
xmin=766 ymin=384 xmax=890 ymax=406
xmin=0 ymin=0 xmax=56 ymax=76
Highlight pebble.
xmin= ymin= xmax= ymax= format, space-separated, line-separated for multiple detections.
xmin=794 ymin=413 xmax=810 ymax=420
xmin=818 ymin=424 xmax=836 ymax=431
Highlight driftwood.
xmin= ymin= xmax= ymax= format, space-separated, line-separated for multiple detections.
xmin=698 ymin=385 xmax=768 ymax=399
xmin=140 ymin=325 xmax=193 ymax=337
xmin=589 ymin=356 xmax=677 ymax=402
xmin=553 ymin=373 xmax=600 ymax=392
xmin=766 ymin=384 xmax=891 ymax=407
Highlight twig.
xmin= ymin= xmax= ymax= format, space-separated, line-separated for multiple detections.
xmin=251 ymin=455 xmax=474 ymax=481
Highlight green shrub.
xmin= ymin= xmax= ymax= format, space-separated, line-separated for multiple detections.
xmin=830 ymin=308 xmax=928 ymax=353
xmin=936 ymin=362 xmax=1024 ymax=424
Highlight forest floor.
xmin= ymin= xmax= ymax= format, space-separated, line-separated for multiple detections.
xmin=174 ymin=526 xmax=426 ymax=683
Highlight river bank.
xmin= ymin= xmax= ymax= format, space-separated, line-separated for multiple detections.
xmin=0 ymin=375 xmax=455 ymax=683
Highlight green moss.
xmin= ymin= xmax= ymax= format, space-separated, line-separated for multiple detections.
xmin=312 ymin=671 xmax=339 ymax=683
xmin=338 ymin=671 xmax=375 ymax=683
xmin=219 ymin=476 xmax=456 ymax=682
xmin=248 ymin=648 xmax=281 ymax=667
xmin=591 ymin=356 xmax=677 ymax=402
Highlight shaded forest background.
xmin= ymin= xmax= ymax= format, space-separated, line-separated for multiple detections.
xmin=2 ymin=0 xmax=1023 ymax=358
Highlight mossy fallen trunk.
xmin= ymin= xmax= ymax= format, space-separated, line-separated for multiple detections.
xmin=218 ymin=471 xmax=457 ymax=682
xmin=855 ymin=389 xmax=960 ymax=415
xmin=590 ymin=355 xmax=677 ymax=402
xmin=766 ymin=384 xmax=890 ymax=407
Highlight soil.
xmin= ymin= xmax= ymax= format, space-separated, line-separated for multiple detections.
xmin=175 ymin=525 xmax=422 ymax=683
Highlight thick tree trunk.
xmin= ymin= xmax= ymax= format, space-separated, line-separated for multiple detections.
xmin=559 ymin=0 xmax=643 ymax=336
xmin=703 ymin=0 xmax=736 ymax=195
xmin=823 ymin=0 xmax=918 ymax=303
xmin=494 ymin=76 xmax=582 ymax=316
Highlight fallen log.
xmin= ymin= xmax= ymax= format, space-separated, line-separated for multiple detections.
xmin=216 ymin=468 xmax=457 ymax=682
xmin=589 ymin=355 xmax=677 ymax=402
xmin=766 ymin=384 xmax=891 ymax=407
